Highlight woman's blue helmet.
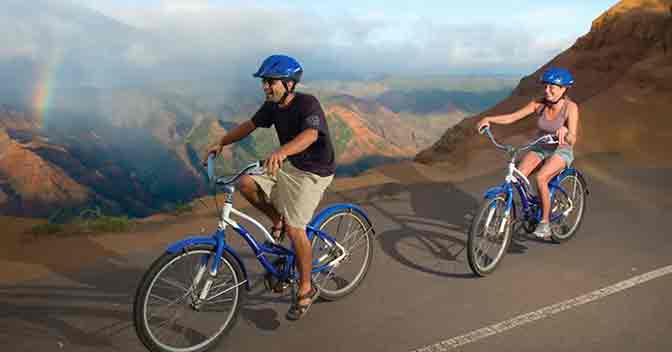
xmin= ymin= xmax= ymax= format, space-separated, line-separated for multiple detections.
xmin=253 ymin=55 xmax=303 ymax=82
xmin=540 ymin=67 xmax=574 ymax=87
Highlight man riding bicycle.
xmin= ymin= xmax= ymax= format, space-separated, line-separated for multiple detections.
xmin=204 ymin=54 xmax=335 ymax=320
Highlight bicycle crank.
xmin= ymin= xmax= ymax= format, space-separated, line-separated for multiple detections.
xmin=263 ymin=258 xmax=290 ymax=294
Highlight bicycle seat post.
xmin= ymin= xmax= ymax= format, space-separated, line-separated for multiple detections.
xmin=218 ymin=184 xmax=236 ymax=230
xmin=222 ymin=185 xmax=235 ymax=203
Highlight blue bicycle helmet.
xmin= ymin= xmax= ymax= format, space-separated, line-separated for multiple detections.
xmin=540 ymin=67 xmax=574 ymax=87
xmin=253 ymin=54 xmax=303 ymax=83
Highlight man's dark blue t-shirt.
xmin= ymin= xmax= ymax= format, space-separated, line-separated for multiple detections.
xmin=251 ymin=93 xmax=335 ymax=177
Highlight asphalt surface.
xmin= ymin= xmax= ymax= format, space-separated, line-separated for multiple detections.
xmin=2 ymin=155 xmax=671 ymax=352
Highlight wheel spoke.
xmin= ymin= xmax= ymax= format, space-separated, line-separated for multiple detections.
xmin=148 ymin=291 xmax=192 ymax=320
xmin=137 ymin=249 xmax=241 ymax=352
xmin=345 ymin=229 xmax=368 ymax=252
xmin=157 ymin=278 xmax=190 ymax=293
xmin=551 ymin=175 xmax=585 ymax=241
xmin=312 ymin=211 xmax=371 ymax=298
xmin=468 ymin=196 xmax=510 ymax=275
xmin=205 ymin=298 xmax=235 ymax=305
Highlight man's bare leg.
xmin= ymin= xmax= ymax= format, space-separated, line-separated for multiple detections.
xmin=238 ymin=175 xmax=283 ymax=230
xmin=285 ymin=224 xmax=313 ymax=299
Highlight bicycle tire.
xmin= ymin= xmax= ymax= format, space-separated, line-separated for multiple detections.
xmin=133 ymin=245 xmax=244 ymax=352
xmin=550 ymin=174 xmax=587 ymax=242
xmin=311 ymin=209 xmax=373 ymax=300
xmin=467 ymin=195 xmax=512 ymax=276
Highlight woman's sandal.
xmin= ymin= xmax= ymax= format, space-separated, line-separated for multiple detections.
xmin=286 ymin=286 xmax=320 ymax=321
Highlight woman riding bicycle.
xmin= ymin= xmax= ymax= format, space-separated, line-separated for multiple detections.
xmin=476 ymin=67 xmax=579 ymax=240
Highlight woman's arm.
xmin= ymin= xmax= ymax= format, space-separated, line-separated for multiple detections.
xmin=477 ymin=100 xmax=538 ymax=130
xmin=565 ymin=103 xmax=579 ymax=146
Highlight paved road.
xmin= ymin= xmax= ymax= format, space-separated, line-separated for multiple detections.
xmin=2 ymin=156 xmax=671 ymax=352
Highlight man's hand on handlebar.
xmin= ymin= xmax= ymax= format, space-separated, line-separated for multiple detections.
xmin=202 ymin=143 xmax=223 ymax=167
xmin=265 ymin=150 xmax=287 ymax=177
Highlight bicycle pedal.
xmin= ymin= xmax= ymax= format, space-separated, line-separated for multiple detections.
xmin=272 ymin=281 xmax=290 ymax=294
xmin=263 ymin=275 xmax=273 ymax=291
xmin=263 ymin=274 xmax=290 ymax=293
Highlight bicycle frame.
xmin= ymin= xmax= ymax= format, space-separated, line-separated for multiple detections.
xmin=165 ymin=183 xmax=348 ymax=294
xmin=480 ymin=128 xmax=589 ymax=226
xmin=162 ymin=156 xmax=373 ymax=302
xmin=484 ymin=161 xmax=546 ymax=220
xmin=133 ymin=158 xmax=377 ymax=352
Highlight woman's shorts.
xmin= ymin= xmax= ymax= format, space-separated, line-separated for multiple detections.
xmin=529 ymin=145 xmax=574 ymax=167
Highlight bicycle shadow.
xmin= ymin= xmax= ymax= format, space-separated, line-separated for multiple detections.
xmin=0 ymin=233 xmax=294 ymax=351
xmin=0 ymin=252 xmax=147 ymax=351
xmin=329 ymin=167 xmax=480 ymax=279
xmin=237 ymin=276 xmax=290 ymax=332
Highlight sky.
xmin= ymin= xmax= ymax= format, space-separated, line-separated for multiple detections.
xmin=0 ymin=0 xmax=622 ymax=112
xmin=0 ymin=0 xmax=621 ymax=126
xmin=64 ymin=0 xmax=619 ymax=77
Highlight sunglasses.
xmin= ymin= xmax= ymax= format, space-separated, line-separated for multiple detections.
xmin=262 ymin=78 xmax=279 ymax=86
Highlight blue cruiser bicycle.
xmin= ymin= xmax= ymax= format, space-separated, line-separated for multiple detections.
xmin=467 ymin=127 xmax=588 ymax=276
xmin=133 ymin=156 xmax=374 ymax=352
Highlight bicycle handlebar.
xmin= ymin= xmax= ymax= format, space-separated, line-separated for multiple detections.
xmin=478 ymin=126 xmax=558 ymax=154
xmin=479 ymin=126 xmax=508 ymax=150
xmin=207 ymin=153 xmax=265 ymax=186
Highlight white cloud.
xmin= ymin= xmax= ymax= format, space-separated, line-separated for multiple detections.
xmin=4 ymin=0 xmax=576 ymax=81
xmin=159 ymin=0 xmax=211 ymax=14
xmin=123 ymin=43 xmax=160 ymax=67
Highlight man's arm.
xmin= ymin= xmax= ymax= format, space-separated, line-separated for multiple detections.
xmin=278 ymin=129 xmax=318 ymax=156
xmin=265 ymin=128 xmax=318 ymax=175
xmin=203 ymin=120 xmax=257 ymax=164
xmin=218 ymin=120 xmax=257 ymax=146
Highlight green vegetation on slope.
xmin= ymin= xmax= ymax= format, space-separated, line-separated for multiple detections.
xmin=327 ymin=111 xmax=354 ymax=158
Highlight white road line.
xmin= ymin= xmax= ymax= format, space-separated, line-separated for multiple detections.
xmin=410 ymin=264 xmax=672 ymax=352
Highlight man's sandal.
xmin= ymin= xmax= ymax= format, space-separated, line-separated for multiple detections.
xmin=271 ymin=225 xmax=285 ymax=242
xmin=271 ymin=218 xmax=287 ymax=242
xmin=286 ymin=286 xmax=320 ymax=321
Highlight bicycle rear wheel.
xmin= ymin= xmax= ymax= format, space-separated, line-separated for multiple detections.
xmin=550 ymin=174 xmax=587 ymax=242
xmin=311 ymin=209 xmax=373 ymax=300
xmin=133 ymin=245 xmax=244 ymax=352
xmin=467 ymin=195 xmax=512 ymax=277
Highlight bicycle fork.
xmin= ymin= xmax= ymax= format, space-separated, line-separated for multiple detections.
xmin=191 ymin=256 xmax=247 ymax=308
xmin=183 ymin=256 xmax=213 ymax=310
xmin=191 ymin=226 xmax=245 ymax=307
xmin=485 ymin=199 xmax=511 ymax=237
xmin=192 ymin=209 xmax=234 ymax=304
xmin=194 ymin=256 xmax=213 ymax=301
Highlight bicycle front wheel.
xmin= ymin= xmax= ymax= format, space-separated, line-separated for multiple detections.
xmin=311 ymin=209 xmax=373 ymax=300
xmin=467 ymin=195 xmax=512 ymax=277
xmin=133 ymin=245 xmax=244 ymax=352
xmin=550 ymin=174 xmax=587 ymax=242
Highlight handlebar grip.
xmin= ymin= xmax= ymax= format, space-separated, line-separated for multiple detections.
xmin=207 ymin=153 xmax=215 ymax=181
xmin=543 ymin=134 xmax=560 ymax=144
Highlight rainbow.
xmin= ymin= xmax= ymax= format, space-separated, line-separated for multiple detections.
xmin=31 ymin=54 xmax=61 ymax=121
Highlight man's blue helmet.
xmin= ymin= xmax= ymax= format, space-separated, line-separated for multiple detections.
xmin=540 ymin=67 xmax=574 ymax=87
xmin=253 ymin=55 xmax=303 ymax=82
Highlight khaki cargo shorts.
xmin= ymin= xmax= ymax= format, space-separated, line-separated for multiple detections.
xmin=250 ymin=162 xmax=333 ymax=229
